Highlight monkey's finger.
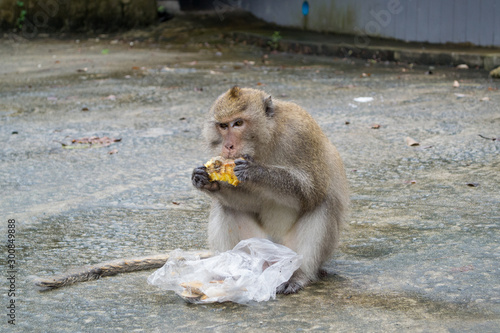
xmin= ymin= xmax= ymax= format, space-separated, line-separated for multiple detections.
xmin=192 ymin=165 xmax=208 ymax=173
xmin=192 ymin=170 xmax=211 ymax=188
xmin=192 ymin=166 xmax=209 ymax=179
xmin=233 ymin=162 xmax=247 ymax=171
xmin=240 ymin=154 xmax=255 ymax=162
xmin=192 ymin=176 xmax=209 ymax=187
xmin=233 ymin=166 xmax=250 ymax=182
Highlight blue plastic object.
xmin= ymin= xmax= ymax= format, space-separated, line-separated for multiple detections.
xmin=302 ymin=1 xmax=309 ymax=16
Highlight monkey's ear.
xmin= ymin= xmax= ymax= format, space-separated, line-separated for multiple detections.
xmin=229 ymin=86 xmax=241 ymax=98
xmin=264 ymin=95 xmax=274 ymax=117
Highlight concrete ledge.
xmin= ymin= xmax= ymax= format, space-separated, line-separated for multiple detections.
xmin=394 ymin=50 xmax=500 ymax=70
xmin=231 ymin=31 xmax=500 ymax=70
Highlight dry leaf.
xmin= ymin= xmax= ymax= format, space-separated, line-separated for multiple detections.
xmin=405 ymin=137 xmax=420 ymax=146
xmin=451 ymin=264 xmax=474 ymax=272
xmin=453 ymin=80 xmax=460 ymax=88
xmin=81 ymin=107 xmax=89 ymax=111
xmin=70 ymin=136 xmax=121 ymax=147
xmin=108 ymin=149 xmax=118 ymax=155
xmin=371 ymin=124 xmax=381 ymax=129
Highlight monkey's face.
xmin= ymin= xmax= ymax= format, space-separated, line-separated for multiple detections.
xmin=204 ymin=86 xmax=275 ymax=160
xmin=213 ymin=116 xmax=252 ymax=160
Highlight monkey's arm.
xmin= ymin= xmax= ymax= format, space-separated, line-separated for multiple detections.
xmin=34 ymin=252 xmax=211 ymax=291
xmin=234 ymin=156 xmax=318 ymax=207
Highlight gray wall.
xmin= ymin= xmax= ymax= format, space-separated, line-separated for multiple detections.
xmin=239 ymin=0 xmax=500 ymax=47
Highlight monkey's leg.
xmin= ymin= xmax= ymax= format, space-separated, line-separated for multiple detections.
xmin=279 ymin=202 xmax=340 ymax=294
xmin=208 ymin=201 xmax=267 ymax=252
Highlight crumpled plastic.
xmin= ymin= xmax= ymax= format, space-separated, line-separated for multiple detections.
xmin=147 ymin=238 xmax=302 ymax=304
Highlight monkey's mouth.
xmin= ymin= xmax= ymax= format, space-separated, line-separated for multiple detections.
xmin=221 ymin=152 xmax=241 ymax=160
xmin=221 ymin=153 xmax=234 ymax=159
xmin=227 ymin=155 xmax=247 ymax=161
xmin=223 ymin=150 xmax=253 ymax=161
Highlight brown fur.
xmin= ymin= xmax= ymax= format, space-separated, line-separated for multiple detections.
xmin=192 ymin=86 xmax=349 ymax=294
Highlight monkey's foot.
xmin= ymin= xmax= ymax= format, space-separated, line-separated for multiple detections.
xmin=276 ymin=280 xmax=305 ymax=294
xmin=276 ymin=269 xmax=314 ymax=294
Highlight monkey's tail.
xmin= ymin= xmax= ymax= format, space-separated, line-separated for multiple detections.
xmin=34 ymin=252 xmax=211 ymax=291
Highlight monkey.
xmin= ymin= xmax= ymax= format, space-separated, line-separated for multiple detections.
xmin=34 ymin=86 xmax=348 ymax=293
xmin=192 ymin=86 xmax=349 ymax=294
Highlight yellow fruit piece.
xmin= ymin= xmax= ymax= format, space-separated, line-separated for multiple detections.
xmin=204 ymin=156 xmax=240 ymax=186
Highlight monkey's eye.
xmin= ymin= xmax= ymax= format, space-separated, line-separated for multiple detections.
xmin=233 ymin=120 xmax=244 ymax=127
xmin=218 ymin=123 xmax=228 ymax=130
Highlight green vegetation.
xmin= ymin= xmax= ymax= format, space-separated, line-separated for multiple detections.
xmin=15 ymin=1 xmax=26 ymax=29
xmin=268 ymin=31 xmax=282 ymax=51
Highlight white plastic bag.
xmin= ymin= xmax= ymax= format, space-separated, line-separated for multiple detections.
xmin=147 ymin=238 xmax=302 ymax=304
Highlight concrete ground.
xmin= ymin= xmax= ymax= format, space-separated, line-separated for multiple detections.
xmin=1 ymin=13 xmax=499 ymax=332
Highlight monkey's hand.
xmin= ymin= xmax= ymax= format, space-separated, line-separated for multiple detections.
xmin=192 ymin=166 xmax=220 ymax=192
xmin=234 ymin=155 xmax=261 ymax=183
